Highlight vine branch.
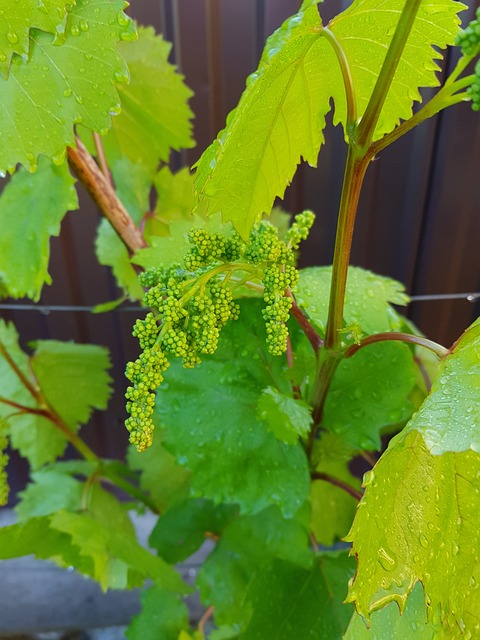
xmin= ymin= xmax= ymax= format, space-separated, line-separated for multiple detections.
xmin=344 ymin=331 xmax=449 ymax=359
xmin=311 ymin=471 xmax=363 ymax=501
xmin=67 ymin=136 xmax=147 ymax=253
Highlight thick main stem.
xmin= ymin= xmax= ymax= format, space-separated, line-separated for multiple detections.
xmin=67 ymin=137 xmax=146 ymax=253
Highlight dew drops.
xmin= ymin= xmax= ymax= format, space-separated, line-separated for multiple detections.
xmin=114 ymin=69 xmax=129 ymax=84
xmin=377 ymin=546 xmax=397 ymax=571
xmin=419 ymin=533 xmax=429 ymax=548
xmin=70 ymin=24 xmax=80 ymax=37
xmin=117 ymin=12 xmax=130 ymax=27
xmin=79 ymin=19 xmax=89 ymax=32
xmin=7 ymin=32 xmax=18 ymax=45
xmin=63 ymin=88 xmax=72 ymax=98
xmin=0 ymin=51 xmax=6 ymax=63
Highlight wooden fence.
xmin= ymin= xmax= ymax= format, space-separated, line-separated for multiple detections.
xmin=2 ymin=0 xmax=480 ymax=495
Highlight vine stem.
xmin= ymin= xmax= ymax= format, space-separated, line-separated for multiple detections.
xmin=344 ymin=331 xmax=449 ymax=359
xmin=0 ymin=341 xmax=39 ymax=401
xmin=311 ymin=471 xmax=363 ymax=501
xmin=93 ymin=132 xmax=114 ymax=189
xmin=67 ymin=137 xmax=146 ymax=253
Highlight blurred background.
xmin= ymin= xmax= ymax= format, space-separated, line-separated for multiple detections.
xmin=1 ymin=0 xmax=479 ymax=499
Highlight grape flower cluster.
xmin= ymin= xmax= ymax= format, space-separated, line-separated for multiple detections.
xmin=456 ymin=8 xmax=480 ymax=111
xmin=125 ymin=211 xmax=315 ymax=451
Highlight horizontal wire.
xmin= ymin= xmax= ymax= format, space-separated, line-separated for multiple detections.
xmin=0 ymin=293 xmax=478 ymax=313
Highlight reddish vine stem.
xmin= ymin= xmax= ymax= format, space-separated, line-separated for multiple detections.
xmin=287 ymin=291 xmax=323 ymax=353
xmin=344 ymin=331 xmax=448 ymax=359
xmin=67 ymin=137 xmax=147 ymax=253
xmin=198 ymin=606 xmax=215 ymax=633
xmin=311 ymin=471 xmax=362 ymax=501
xmin=0 ymin=341 xmax=39 ymax=401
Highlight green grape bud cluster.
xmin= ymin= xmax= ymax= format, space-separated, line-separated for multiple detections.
xmin=456 ymin=9 xmax=480 ymax=111
xmin=126 ymin=211 xmax=315 ymax=451
xmin=455 ymin=8 xmax=480 ymax=57
xmin=0 ymin=419 xmax=9 ymax=506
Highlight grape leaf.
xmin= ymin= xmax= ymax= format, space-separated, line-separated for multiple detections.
xmin=323 ymin=341 xmax=417 ymax=450
xmin=0 ymin=0 xmax=73 ymax=78
xmin=194 ymin=0 xmax=462 ymax=236
xmin=257 ymin=386 xmax=313 ymax=445
xmin=310 ymin=432 xmax=359 ymax=546
xmin=155 ymin=299 xmax=310 ymax=516
xmin=0 ymin=159 xmax=78 ymax=300
xmin=51 ymin=484 xmax=189 ymax=593
xmin=9 ymin=412 xmax=67 ymax=469
xmin=0 ymin=0 xmax=135 ymax=173
xmin=0 ymin=515 xmax=94 ymax=574
xmin=127 ymin=437 xmax=190 ymax=513
xmin=126 ymin=587 xmax=189 ymax=640
xmin=239 ymin=552 xmax=355 ymax=639
xmin=346 ymin=430 xmax=480 ymax=638
xmin=102 ymin=25 xmax=194 ymax=175
xmin=149 ymin=498 xmax=238 ymax=564
xmin=133 ymin=220 xmax=193 ymax=270
xmin=401 ymin=317 xmax=480 ymax=454
xmin=344 ymin=582 xmax=442 ymax=639
xmin=147 ymin=167 xmax=195 ymax=238
xmin=198 ymin=505 xmax=312 ymax=628
xmin=295 ymin=266 xmax=408 ymax=337
xmin=0 ymin=320 xmax=34 ymax=412
xmin=31 ymin=340 xmax=112 ymax=428
xmin=16 ymin=465 xmax=83 ymax=521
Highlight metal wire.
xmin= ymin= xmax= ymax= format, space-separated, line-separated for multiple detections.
xmin=0 ymin=293 xmax=478 ymax=313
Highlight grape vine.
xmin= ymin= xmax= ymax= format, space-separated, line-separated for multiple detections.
xmin=125 ymin=211 xmax=315 ymax=451
xmin=456 ymin=7 xmax=480 ymax=110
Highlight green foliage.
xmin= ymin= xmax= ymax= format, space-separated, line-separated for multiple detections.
xmin=126 ymin=587 xmax=190 ymax=640
xmin=0 ymin=158 xmax=78 ymax=300
xmin=0 ymin=0 xmax=136 ymax=173
xmin=0 ymin=0 xmax=72 ymax=78
xmin=194 ymin=0 xmax=463 ymax=236
xmin=0 ymin=0 xmax=478 ymax=637
xmin=240 ymin=552 xmax=355 ymax=639
xmin=31 ymin=340 xmax=112 ymax=428
xmin=156 ymin=299 xmax=310 ymax=516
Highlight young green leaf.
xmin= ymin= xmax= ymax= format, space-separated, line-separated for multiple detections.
xmin=102 ymin=25 xmax=194 ymax=175
xmin=126 ymin=587 xmax=189 ymax=640
xmin=323 ymin=341 xmax=417 ymax=450
xmin=0 ymin=159 xmax=78 ymax=300
xmin=257 ymin=386 xmax=313 ymax=445
xmin=31 ymin=340 xmax=112 ymax=429
xmin=239 ymin=552 xmax=355 ymax=639
xmin=346 ymin=430 xmax=480 ymax=637
xmin=0 ymin=0 xmax=135 ymax=173
xmin=198 ymin=505 xmax=312 ymax=629
xmin=0 ymin=0 xmax=73 ymax=78
xmin=344 ymin=582 xmax=442 ymax=639
xmin=9 ymin=413 xmax=68 ymax=469
xmin=16 ymin=466 xmax=84 ymax=521
xmin=194 ymin=0 xmax=463 ymax=236
xmin=295 ymin=266 xmax=408 ymax=337
xmin=155 ymin=299 xmax=310 ymax=516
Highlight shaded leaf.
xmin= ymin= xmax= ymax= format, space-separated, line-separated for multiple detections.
xmin=323 ymin=341 xmax=417 ymax=450
xmin=0 ymin=0 xmax=135 ymax=173
xmin=198 ymin=505 xmax=312 ymax=628
xmin=344 ymin=582 xmax=442 ymax=639
xmin=9 ymin=412 xmax=67 ymax=470
xmin=155 ymin=299 xmax=310 ymax=516
xmin=126 ymin=587 xmax=189 ymax=640
xmin=31 ymin=340 xmax=112 ymax=428
xmin=149 ymin=498 xmax=238 ymax=564
xmin=0 ymin=159 xmax=78 ymax=300
xmin=16 ymin=465 xmax=83 ymax=521
xmin=240 ymin=552 xmax=355 ymax=639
